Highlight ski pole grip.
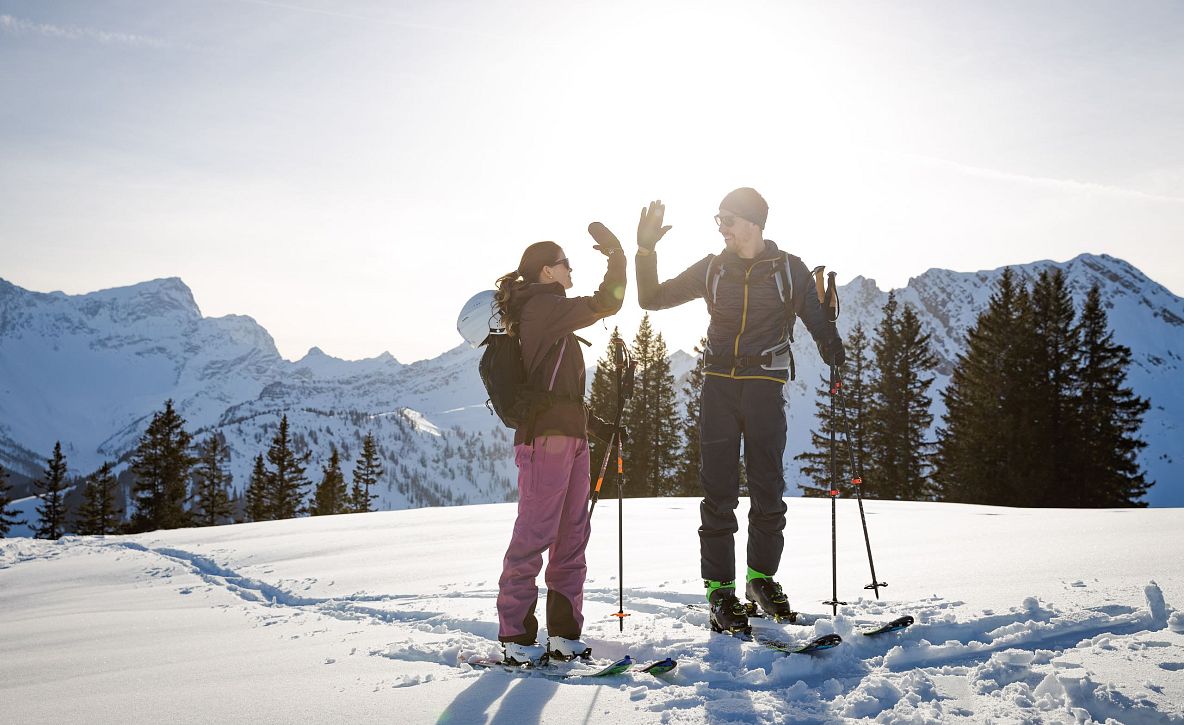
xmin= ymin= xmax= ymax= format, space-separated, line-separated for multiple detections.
xmin=825 ymin=271 xmax=839 ymax=322
xmin=812 ymin=265 xmax=826 ymax=305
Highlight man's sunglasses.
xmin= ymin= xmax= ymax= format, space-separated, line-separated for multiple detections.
xmin=714 ymin=214 xmax=737 ymax=228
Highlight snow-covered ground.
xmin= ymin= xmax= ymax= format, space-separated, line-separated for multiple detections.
xmin=2 ymin=498 xmax=1182 ymax=724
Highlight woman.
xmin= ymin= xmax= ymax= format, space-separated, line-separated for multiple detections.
xmin=492 ymin=224 xmax=626 ymax=665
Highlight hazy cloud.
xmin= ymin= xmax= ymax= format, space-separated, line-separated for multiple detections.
xmin=0 ymin=14 xmax=171 ymax=49
xmin=899 ymin=152 xmax=1184 ymax=205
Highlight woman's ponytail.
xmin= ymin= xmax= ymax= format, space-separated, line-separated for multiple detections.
xmin=494 ymin=241 xmax=563 ymax=337
xmin=493 ymin=269 xmax=523 ymax=336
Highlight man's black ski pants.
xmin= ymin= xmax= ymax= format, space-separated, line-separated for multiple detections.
xmin=698 ymin=375 xmax=788 ymax=584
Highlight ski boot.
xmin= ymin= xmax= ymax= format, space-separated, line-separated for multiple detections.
xmin=546 ymin=636 xmax=592 ymax=662
xmin=707 ymin=587 xmax=751 ymax=634
xmin=745 ymin=575 xmax=796 ymax=623
xmin=502 ymin=641 xmax=547 ymax=666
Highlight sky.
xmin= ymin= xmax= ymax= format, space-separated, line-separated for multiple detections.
xmin=2 ymin=0 xmax=1182 ymax=363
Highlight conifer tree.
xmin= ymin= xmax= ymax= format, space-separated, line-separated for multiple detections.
xmin=244 ymin=454 xmax=270 ymax=522
xmin=587 ymin=327 xmax=625 ymax=487
xmin=266 ymin=415 xmax=311 ymax=519
xmin=673 ymin=337 xmax=709 ymax=497
xmin=34 ymin=441 xmax=70 ymax=539
xmin=75 ymin=461 xmax=122 ymax=536
xmin=621 ymin=318 xmax=652 ymax=497
xmin=865 ymin=295 xmax=939 ymax=500
xmin=1073 ymin=284 xmax=1152 ymax=506
xmin=1 ymin=463 xmax=28 ymax=537
xmin=349 ymin=433 xmax=382 ymax=513
xmin=796 ymin=322 xmax=872 ymax=497
xmin=1027 ymin=269 xmax=1081 ymax=506
xmin=935 ymin=269 xmax=1033 ymax=504
xmin=619 ymin=315 xmax=680 ymax=497
xmin=192 ymin=435 xmax=234 ymax=527
xmin=643 ymin=328 xmax=681 ymax=496
xmin=312 ymin=445 xmax=349 ymax=516
xmin=129 ymin=400 xmax=196 ymax=532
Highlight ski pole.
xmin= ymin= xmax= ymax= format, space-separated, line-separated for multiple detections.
xmin=821 ymin=270 xmax=886 ymax=600
xmin=815 ymin=267 xmax=846 ymax=617
xmin=835 ymin=378 xmax=886 ymax=598
xmin=590 ymin=340 xmax=629 ymax=515
xmin=829 ymin=361 xmax=887 ymax=598
xmin=610 ymin=353 xmax=636 ymax=631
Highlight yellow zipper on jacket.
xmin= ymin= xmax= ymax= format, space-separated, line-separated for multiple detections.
xmin=729 ymin=258 xmax=776 ymax=377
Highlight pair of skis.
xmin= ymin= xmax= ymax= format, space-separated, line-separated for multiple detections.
xmin=687 ymin=602 xmax=913 ymax=654
xmin=738 ymin=602 xmax=915 ymax=637
xmin=467 ymin=654 xmax=677 ymax=681
xmin=742 ymin=630 xmax=843 ymax=655
xmin=717 ymin=614 xmax=911 ymax=656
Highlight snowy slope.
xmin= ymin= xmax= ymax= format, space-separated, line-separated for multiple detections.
xmin=1 ymin=251 xmax=1181 ymax=521
xmin=2 ymin=499 xmax=1182 ymax=724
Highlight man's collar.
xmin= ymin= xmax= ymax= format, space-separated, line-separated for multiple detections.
xmin=721 ymin=239 xmax=778 ymax=261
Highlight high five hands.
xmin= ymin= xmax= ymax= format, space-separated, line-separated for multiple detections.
xmin=637 ymin=200 xmax=672 ymax=252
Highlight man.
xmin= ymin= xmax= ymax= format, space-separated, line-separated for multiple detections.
xmin=635 ymin=188 xmax=845 ymax=633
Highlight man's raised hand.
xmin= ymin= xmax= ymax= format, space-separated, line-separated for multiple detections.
xmin=637 ymin=200 xmax=672 ymax=252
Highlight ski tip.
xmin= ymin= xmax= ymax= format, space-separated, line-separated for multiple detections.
xmin=861 ymin=615 xmax=915 ymax=636
xmin=798 ymin=633 xmax=842 ymax=653
xmin=640 ymin=657 xmax=678 ymax=674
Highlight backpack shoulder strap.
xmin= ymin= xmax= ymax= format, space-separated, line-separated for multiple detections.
xmin=704 ymin=254 xmax=721 ymax=316
xmin=776 ymin=251 xmax=801 ymax=341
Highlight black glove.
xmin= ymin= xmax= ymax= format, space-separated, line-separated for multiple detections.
xmin=637 ymin=200 xmax=671 ymax=252
xmin=820 ymin=337 xmax=846 ymax=368
xmin=587 ymin=414 xmax=626 ymax=444
xmin=588 ymin=222 xmax=623 ymax=257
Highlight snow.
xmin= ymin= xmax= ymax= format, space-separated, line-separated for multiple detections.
xmin=3 ymin=498 xmax=1182 ymax=724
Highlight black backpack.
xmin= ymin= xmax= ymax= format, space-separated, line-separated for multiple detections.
xmin=478 ymin=333 xmax=586 ymax=432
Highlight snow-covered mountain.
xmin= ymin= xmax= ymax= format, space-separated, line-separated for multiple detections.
xmin=780 ymin=253 xmax=1183 ymax=507
xmin=0 ymin=276 xmax=517 ymax=520
xmin=1 ymin=252 xmax=1180 ymax=522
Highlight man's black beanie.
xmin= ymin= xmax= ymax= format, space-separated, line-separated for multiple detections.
xmin=720 ymin=187 xmax=768 ymax=229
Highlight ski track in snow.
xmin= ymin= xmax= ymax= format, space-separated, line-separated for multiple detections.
xmin=46 ymin=537 xmax=1181 ymax=724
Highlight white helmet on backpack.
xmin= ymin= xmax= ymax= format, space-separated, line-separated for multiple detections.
xmin=457 ymin=290 xmax=506 ymax=348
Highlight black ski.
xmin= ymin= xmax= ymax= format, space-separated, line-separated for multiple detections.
xmin=750 ymin=608 xmax=914 ymax=636
xmin=858 ymin=615 xmax=914 ymax=636
xmin=707 ymin=623 xmax=842 ymax=655
xmin=467 ymin=654 xmax=633 ymax=680
xmin=752 ymin=631 xmax=842 ymax=655
xmin=638 ymin=657 xmax=678 ymax=675
xmin=687 ymin=603 xmax=913 ymax=637
xmin=466 ymin=654 xmax=678 ymax=679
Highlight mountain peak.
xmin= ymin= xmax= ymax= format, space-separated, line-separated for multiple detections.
xmin=86 ymin=276 xmax=202 ymax=322
xmin=300 ymin=346 xmax=332 ymax=361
